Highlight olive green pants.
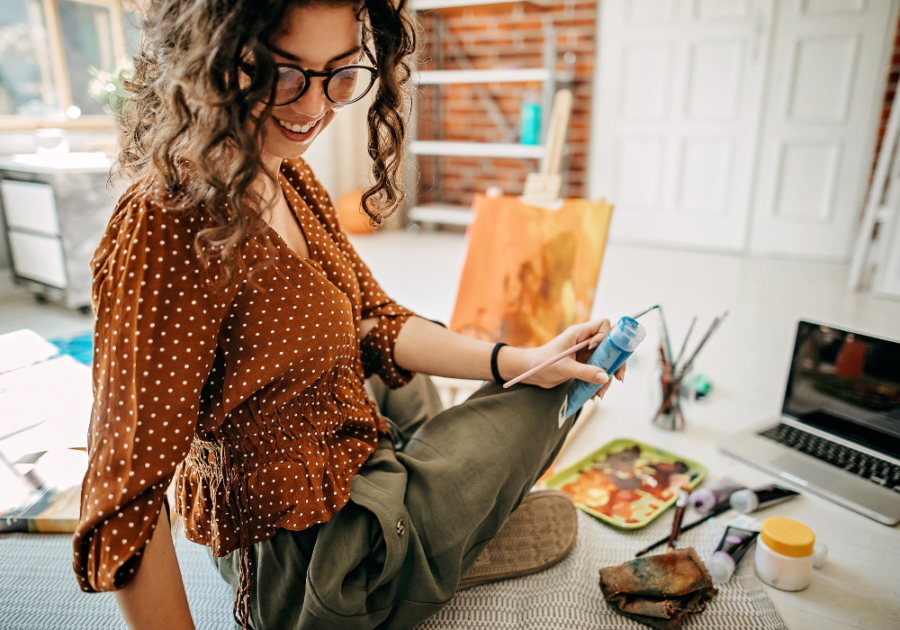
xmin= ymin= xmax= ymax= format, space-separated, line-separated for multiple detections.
xmin=212 ymin=375 xmax=577 ymax=630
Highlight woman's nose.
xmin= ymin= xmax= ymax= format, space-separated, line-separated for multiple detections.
xmin=291 ymin=78 xmax=329 ymax=118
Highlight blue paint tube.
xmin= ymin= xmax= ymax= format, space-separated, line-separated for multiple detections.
xmin=563 ymin=316 xmax=646 ymax=419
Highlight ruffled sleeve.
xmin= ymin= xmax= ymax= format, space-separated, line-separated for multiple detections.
xmin=73 ymin=182 xmax=238 ymax=592
xmin=354 ymin=251 xmax=416 ymax=389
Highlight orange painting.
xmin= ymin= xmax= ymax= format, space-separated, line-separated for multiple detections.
xmin=450 ymin=194 xmax=613 ymax=348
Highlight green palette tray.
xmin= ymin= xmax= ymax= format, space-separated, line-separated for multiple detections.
xmin=541 ymin=438 xmax=707 ymax=529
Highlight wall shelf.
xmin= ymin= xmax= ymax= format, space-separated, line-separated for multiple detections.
xmin=411 ymin=140 xmax=544 ymax=159
xmin=415 ymin=68 xmax=552 ymax=85
xmin=409 ymin=203 xmax=474 ymax=226
xmin=408 ymin=1 xmax=569 ymax=226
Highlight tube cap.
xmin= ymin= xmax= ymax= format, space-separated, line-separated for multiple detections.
xmin=760 ymin=517 xmax=815 ymax=558
xmin=690 ymin=488 xmax=717 ymax=514
xmin=730 ymin=489 xmax=759 ymax=514
xmin=707 ymin=551 xmax=736 ymax=584
xmin=813 ymin=542 xmax=828 ymax=568
xmin=610 ymin=317 xmax=646 ymax=353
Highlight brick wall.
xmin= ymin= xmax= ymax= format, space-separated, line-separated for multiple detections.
xmin=413 ymin=1 xmax=597 ymax=208
xmin=410 ymin=1 xmax=894 ymax=215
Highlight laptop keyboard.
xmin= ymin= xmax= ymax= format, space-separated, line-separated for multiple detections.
xmin=759 ymin=423 xmax=900 ymax=491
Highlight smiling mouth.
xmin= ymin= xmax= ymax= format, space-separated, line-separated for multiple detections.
xmin=276 ymin=116 xmax=322 ymax=134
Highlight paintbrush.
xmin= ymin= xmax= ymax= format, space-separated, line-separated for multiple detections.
xmin=503 ymin=305 xmax=659 ymax=388
xmin=672 ymin=315 xmax=697 ymax=371
xmin=676 ymin=311 xmax=728 ymax=380
xmin=667 ymin=485 xmax=693 ymax=552
xmin=636 ymin=502 xmax=731 ymax=557
xmin=658 ymin=305 xmax=673 ymax=368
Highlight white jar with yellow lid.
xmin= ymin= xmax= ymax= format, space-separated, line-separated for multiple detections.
xmin=754 ymin=517 xmax=816 ymax=591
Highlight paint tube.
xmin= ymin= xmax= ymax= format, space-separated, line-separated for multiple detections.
xmin=729 ymin=484 xmax=800 ymax=514
xmin=689 ymin=477 xmax=745 ymax=514
xmin=706 ymin=526 xmax=759 ymax=584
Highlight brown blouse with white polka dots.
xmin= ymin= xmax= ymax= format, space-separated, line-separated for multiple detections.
xmin=73 ymin=158 xmax=415 ymax=594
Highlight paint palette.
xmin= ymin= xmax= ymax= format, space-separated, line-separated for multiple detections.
xmin=541 ymin=438 xmax=706 ymax=529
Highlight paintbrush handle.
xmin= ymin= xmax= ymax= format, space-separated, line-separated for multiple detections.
xmin=667 ymin=504 xmax=687 ymax=551
xmin=678 ymin=311 xmax=728 ymax=379
xmin=673 ymin=316 xmax=697 ymax=370
xmin=502 ymin=339 xmax=591 ymax=388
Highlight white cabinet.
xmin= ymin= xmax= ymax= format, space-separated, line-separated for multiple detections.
xmin=589 ymin=0 xmax=897 ymax=260
xmin=0 ymin=153 xmax=115 ymax=309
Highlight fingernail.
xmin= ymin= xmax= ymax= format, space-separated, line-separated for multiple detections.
xmin=600 ymin=389 xmax=606 ymax=400
xmin=588 ymin=342 xmax=598 ymax=350
xmin=622 ymin=373 xmax=625 ymax=383
xmin=596 ymin=371 xmax=608 ymax=383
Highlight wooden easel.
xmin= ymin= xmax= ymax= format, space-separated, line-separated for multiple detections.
xmin=521 ymin=89 xmax=574 ymax=205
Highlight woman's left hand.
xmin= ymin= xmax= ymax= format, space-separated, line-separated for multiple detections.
xmin=507 ymin=319 xmax=626 ymax=397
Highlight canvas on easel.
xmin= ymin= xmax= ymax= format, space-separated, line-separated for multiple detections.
xmin=449 ymin=194 xmax=613 ymax=347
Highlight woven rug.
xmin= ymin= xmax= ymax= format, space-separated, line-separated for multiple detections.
xmin=0 ymin=511 xmax=785 ymax=630
xmin=419 ymin=511 xmax=787 ymax=630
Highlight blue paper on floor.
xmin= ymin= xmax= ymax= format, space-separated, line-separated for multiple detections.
xmin=48 ymin=332 xmax=94 ymax=366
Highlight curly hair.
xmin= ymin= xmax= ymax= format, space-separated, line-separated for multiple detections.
xmin=117 ymin=0 xmax=417 ymax=287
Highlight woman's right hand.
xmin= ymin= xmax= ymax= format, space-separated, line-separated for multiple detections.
xmin=506 ymin=319 xmax=626 ymax=393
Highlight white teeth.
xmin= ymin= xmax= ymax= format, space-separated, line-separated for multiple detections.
xmin=278 ymin=117 xmax=318 ymax=134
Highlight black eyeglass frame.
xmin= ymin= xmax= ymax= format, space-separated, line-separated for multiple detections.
xmin=249 ymin=45 xmax=379 ymax=107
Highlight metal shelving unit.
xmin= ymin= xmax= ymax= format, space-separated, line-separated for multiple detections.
xmin=408 ymin=3 xmax=572 ymax=226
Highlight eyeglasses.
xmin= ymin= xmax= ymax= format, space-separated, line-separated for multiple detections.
xmin=246 ymin=46 xmax=378 ymax=107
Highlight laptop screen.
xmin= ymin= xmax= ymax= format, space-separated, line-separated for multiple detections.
xmin=783 ymin=321 xmax=900 ymax=445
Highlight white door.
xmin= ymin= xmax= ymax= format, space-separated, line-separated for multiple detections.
xmin=589 ymin=0 xmax=775 ymax=250
xmin=749 ymin=0 xmax=896 ymax=260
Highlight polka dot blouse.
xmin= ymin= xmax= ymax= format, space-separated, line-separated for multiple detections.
xmin=73 ymin=158 xmax=416 ymax=595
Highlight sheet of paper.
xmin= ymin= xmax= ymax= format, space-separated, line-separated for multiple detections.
xmin=0 ymin=329 xmax=59 ymax=374
xmin=0 ymin=356 xmax=93 ymax=462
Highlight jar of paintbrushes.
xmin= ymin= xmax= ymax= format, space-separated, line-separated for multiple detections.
xmin=651 ymin=308 xmax=728 ymax=431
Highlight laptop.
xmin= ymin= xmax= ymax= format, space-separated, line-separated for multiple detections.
xmin=719 ymin=319 xmax=900 ymax=526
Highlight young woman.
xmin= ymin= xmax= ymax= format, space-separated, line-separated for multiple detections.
xmin=73 ymin=0 xmax=624 ymax=628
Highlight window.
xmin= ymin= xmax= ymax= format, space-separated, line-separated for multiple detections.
xmin=0 ymin=0 xmax=141 ymax=130
xmin=0 ymin=0 xmax=60 ymax=117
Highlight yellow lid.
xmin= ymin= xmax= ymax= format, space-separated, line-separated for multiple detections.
xmin=760 ymin=517 xmax=815 ymax=558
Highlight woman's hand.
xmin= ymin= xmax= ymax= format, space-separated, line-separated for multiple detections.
xmin=504 ymin=319 xmax=626 ymax=396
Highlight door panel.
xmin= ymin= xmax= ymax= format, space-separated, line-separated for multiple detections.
xmin=590 ymin=0 xmax=774 ymax=250
xmin=749 ymin=0 xmax=895 ymax=259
